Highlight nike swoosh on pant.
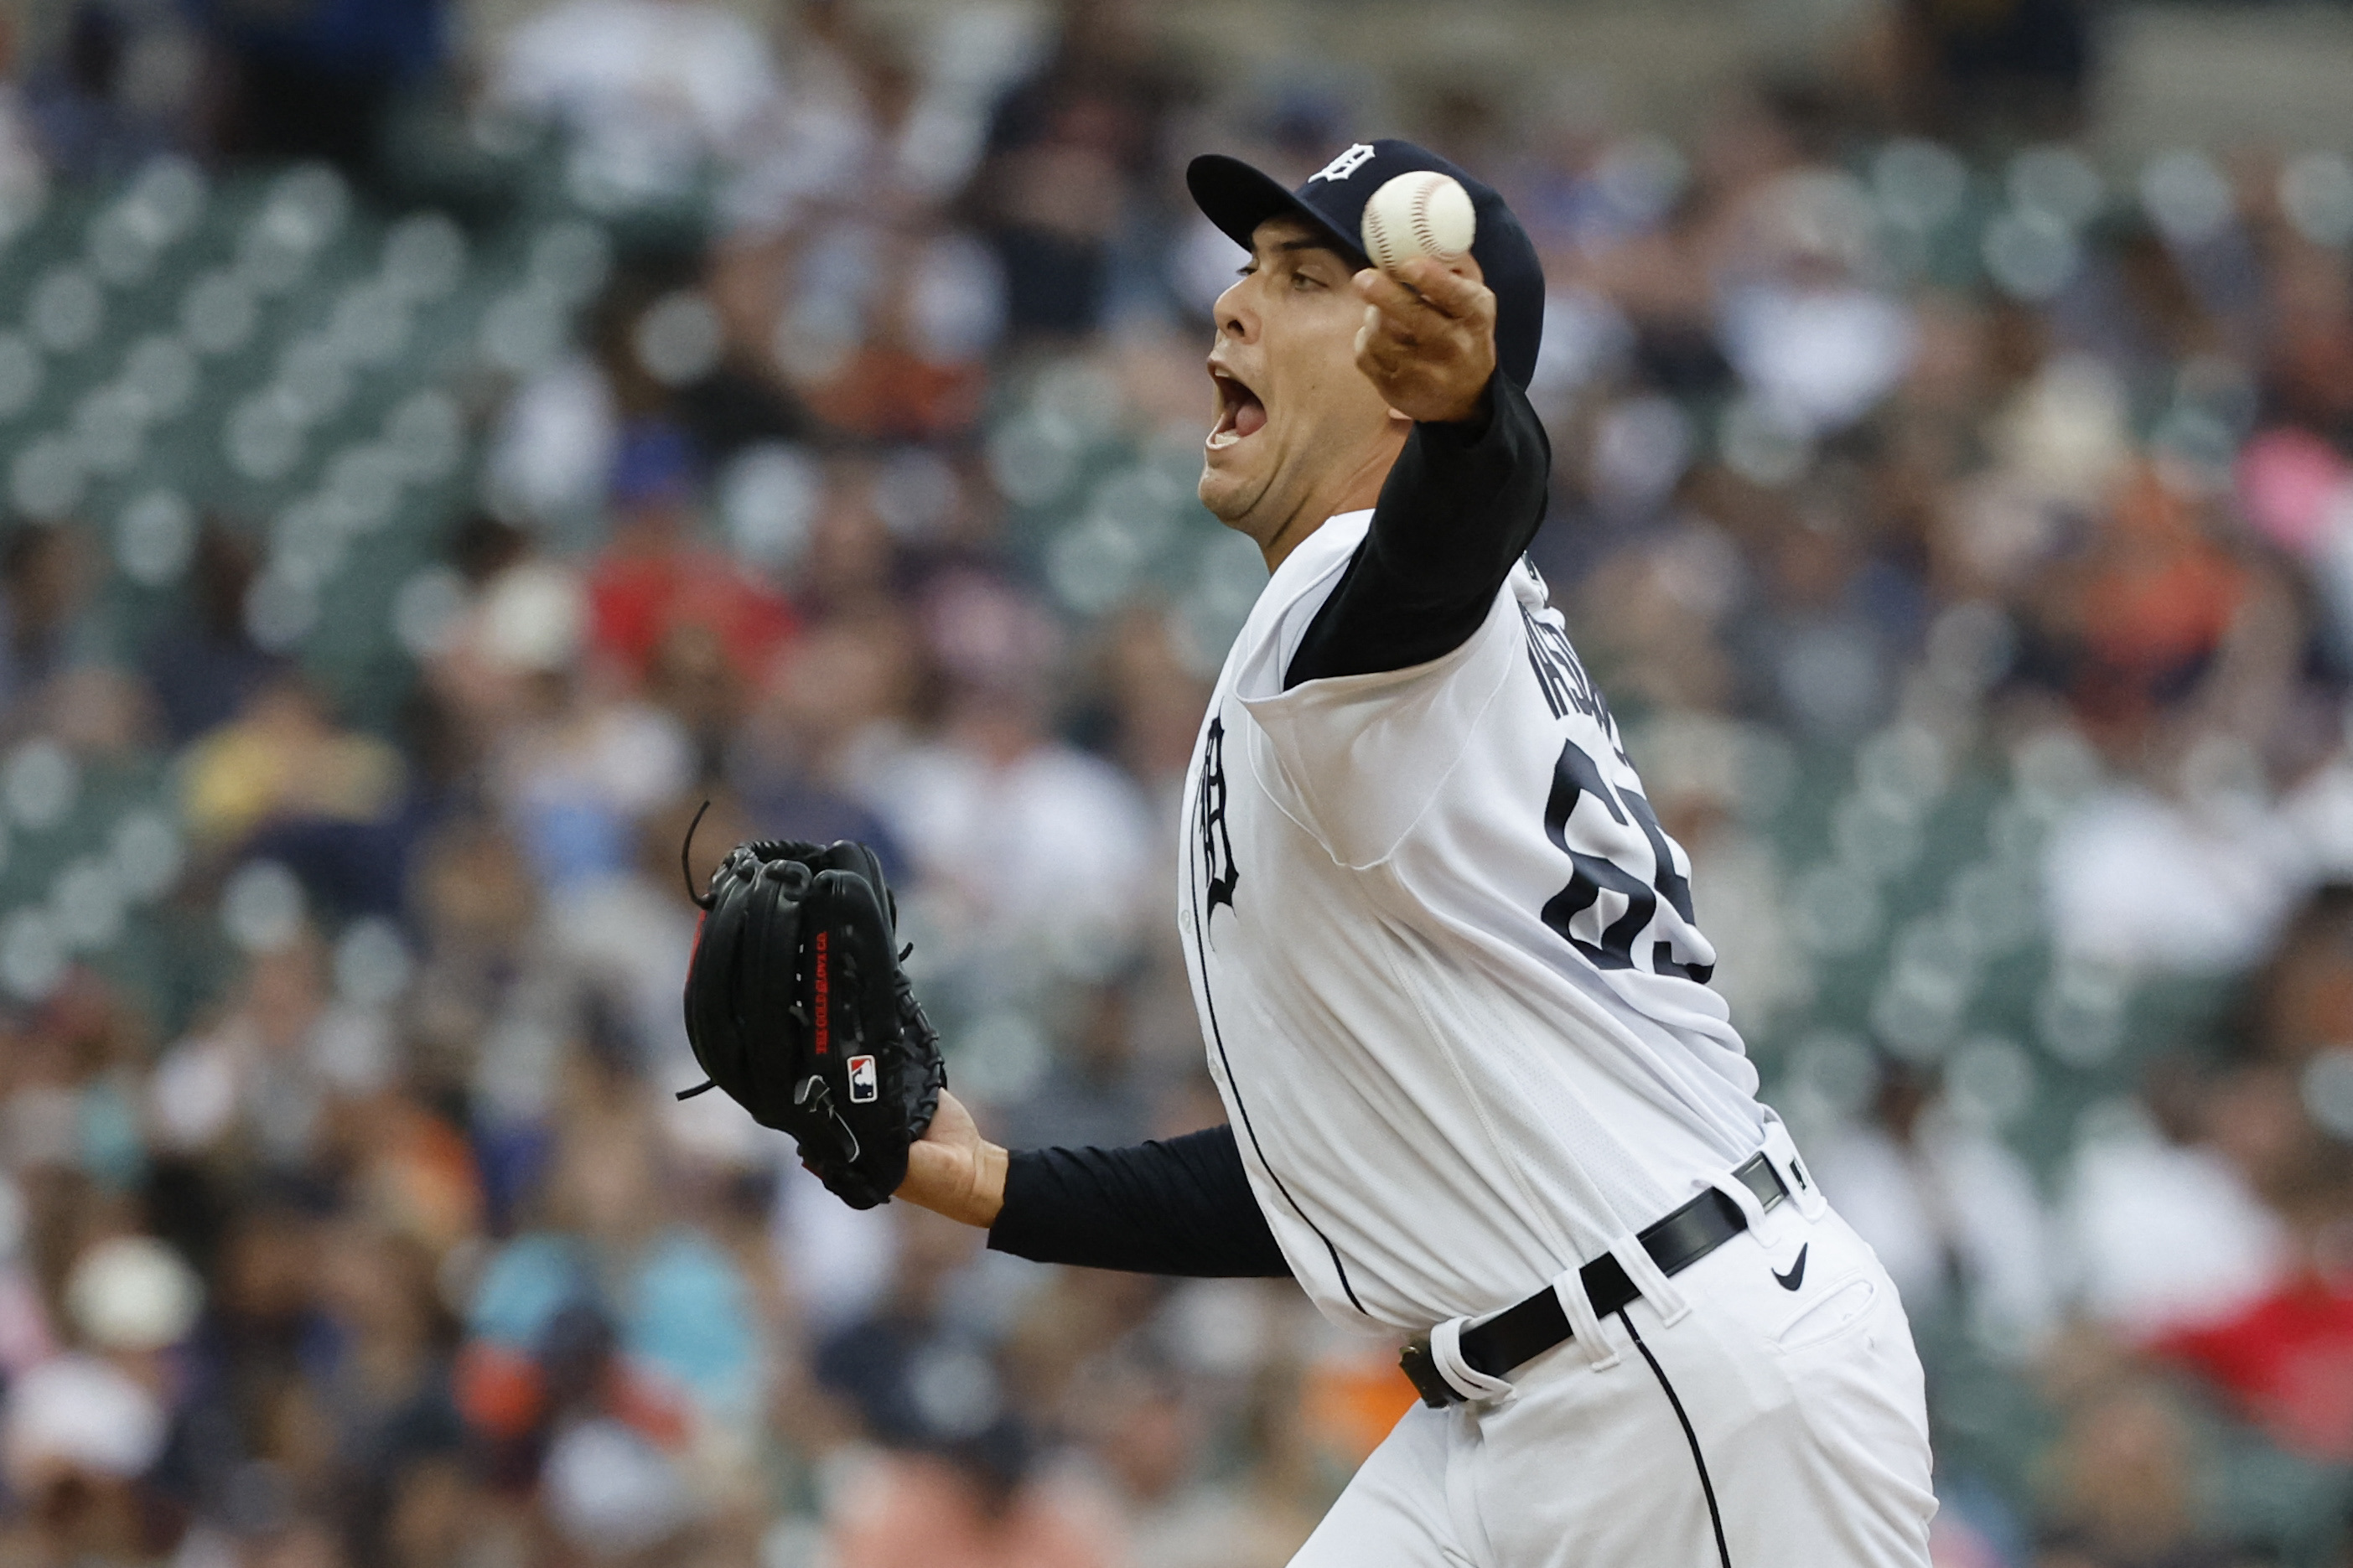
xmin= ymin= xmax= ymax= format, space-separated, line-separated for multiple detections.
xmin=1773 ymin=1244 xmax=1808 ymax=1291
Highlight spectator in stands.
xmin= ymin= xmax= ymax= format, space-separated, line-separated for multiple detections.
xmin=143 ymin=519 xmax=285 ymax=748
xmin=463 ymin=1086 xmax=759 ymax=1439
xmin=553 ymin=796 xmax=760 ymax=1153
xmin=0 ymin=18 xmax=48 ymax=210
xmin=0 ymin=967 xmax=147 ymax=1202
xmin=718 ymin=3 xmax=925 ymax=241
xmin=1873 ymin=0 xmax=2092 ymax=142
xmin=2029 ymin=474 xmax=2327 ymax=975
xmin=182 ymin=680 xmax=414 ymax=921
xmin=402 ymin=814 xmax=569 ymax=1222
xmin=714 ymin=33 xmax=1006 ymax=442
xmin=2138 ymin=886 xmax=2353 ymax=1462
xmin=2025 ymin=468 xmax=2254 ymax=756
xmin=824 ymin=1424 xmax=1127 ymax=1568
xmin=1078 ymin=1358 xmax=1274 ymax=1568
xmin=181 ymin=679 xmax=405 ymax=851
xmin=1807 ymin=1058 xmax=2060 ymax=1358
xmin=1736 ymin=494 xmax=1921 ymax=743
xmin=2062 ymin=1059 xmax=2290 ymax=1343
xmin=811 ymin=1203 xmax=998 ymax=1450
xmin=165 ymin=1193 xmax=334 ymax=1491
xmin=538 ymin=1403 xmax=703 ymax=1565
xmin=864 ymin=568 xmax=1153 ymax=984
xmin=0 ymin=522 xmax=90 ymax=720
xmin=785 ymin=220 xmax=1003 ymax=443
xmin=586 ymin=422 xmax=796 ymax=708
xmin=147 ymin=931 xmax=394 ymax=1174
xmin=2242 ymin=884 xmax=2353 ymax=1060
xmin=790 ymin=461 xmax=907 ymax=614
xmin=969 ymin=0 xmax=1183 ymax=339
xmin=2 ymin=1343 xmax=175 ymax=1563
xmin=814 ymin=1207 xmax=1128 ymax=1567
xmin=1716 ymin=167 xmax=1918 ymax=439
xmin=1566 ymin=523 xmax=1744 ymax=721
xmin=1082 ymin=603 xmax=1213 ymax=819
xmin=21 ymin=1 xmax=190 ymax=176
xmin=303 ymin=1222 xmax=472 ymax=1560
xmin=491 ymin=0 xmax=782 ymax=200
xmin=196 ymin=0 xmax=443 ymax=178
xmin=488 ymin=570 xmax=694 ymax=889
xmin=991 ymin=979 xmax=1154 ymax=1152
xmin=425 ymin=550 xmax=589 ymax=771
xmin=728 ymin=605 xmax=911 ymax=867
xmin=2034 ymin=1375 xmax=2247 ymax=1568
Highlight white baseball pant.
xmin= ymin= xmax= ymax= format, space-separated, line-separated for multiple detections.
xmin=1292 ymin=1142 xmax=1936 ymax=1568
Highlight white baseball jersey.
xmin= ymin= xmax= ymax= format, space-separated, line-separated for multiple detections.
xmin=1178 ymin=507 xmax=1772 ymax=1333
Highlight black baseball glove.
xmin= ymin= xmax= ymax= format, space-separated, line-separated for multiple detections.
xmin=677 ymin=822 xmax=946 ymax=1209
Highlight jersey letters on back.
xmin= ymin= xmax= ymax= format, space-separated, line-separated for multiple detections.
xmin=1179 ymin=510 xmax=1770 ymax=1333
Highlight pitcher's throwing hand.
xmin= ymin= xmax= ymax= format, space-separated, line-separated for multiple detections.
xmin=1351 ymin=255 xmax=1496 ymax=426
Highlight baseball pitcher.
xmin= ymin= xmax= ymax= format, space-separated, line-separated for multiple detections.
xmin=685 ymin=138 xmax=1936 ymax=1568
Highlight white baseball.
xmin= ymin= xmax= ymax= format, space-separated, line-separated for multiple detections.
xmin=1360 ymin=171 xmax=1476 ymax=274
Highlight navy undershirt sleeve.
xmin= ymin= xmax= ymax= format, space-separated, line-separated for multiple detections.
xmin=1283 ymin=372 xmax=1552 ymax=689
xmin=985 ymin=1124 xmax=1292 ymax=1278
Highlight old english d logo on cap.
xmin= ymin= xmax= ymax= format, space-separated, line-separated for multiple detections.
xmin=1311 ymin=143 xmax=1377 ymax=183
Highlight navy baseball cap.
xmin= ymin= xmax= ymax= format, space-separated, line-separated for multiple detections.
xmin=1185 ymin=138 xmax=1547 ymax=390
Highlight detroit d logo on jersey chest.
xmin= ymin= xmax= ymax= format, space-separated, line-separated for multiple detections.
xmin=1195 ymin=713 xmax=1240 ymax=931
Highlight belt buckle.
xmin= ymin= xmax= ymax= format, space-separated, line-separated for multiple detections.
xmin=1398 ymin=1341 xmax=1462 ymax=1409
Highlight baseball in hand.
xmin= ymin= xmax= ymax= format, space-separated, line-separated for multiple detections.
xmin=1360 ymin=171 xmax=1476 ymax=275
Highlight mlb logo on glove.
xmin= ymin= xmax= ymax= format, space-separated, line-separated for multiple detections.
xmin=848 ymin=1054 xmax=878 ymax=1104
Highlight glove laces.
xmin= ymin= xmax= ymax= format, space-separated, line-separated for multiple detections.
xmin=676 ymin=799 xmax=718 ymax=1101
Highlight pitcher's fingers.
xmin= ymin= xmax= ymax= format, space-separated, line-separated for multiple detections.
xmin=1356 ymin=326 xmax=1417 ymax=382
xmin=1360 ymin=301 xmax=1424 ymax=352
xmin=1354 ymin=267 xmax=1433 ymax=322
xmin=1395 ymin=257 xmax=1490 ymax=320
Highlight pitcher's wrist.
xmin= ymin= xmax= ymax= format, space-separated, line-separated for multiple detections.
xmin=968 ymin=1141 xmax=1008 ymax=1228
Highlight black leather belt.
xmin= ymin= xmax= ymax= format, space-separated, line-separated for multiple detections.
xmin=1400 ymin=1151 xmax=1791 ymax=1407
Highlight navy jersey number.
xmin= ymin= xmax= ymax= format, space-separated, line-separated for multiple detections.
xmin=1540 ymin=737 xmax=1713 ymax=983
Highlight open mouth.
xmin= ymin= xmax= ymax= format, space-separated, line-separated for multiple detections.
xmin=1207 ymin=369 xmax=1267 ymax=451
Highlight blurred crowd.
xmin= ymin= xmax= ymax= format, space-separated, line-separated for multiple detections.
xmin=9 ymin=0 xmax=2353 ymax=1565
